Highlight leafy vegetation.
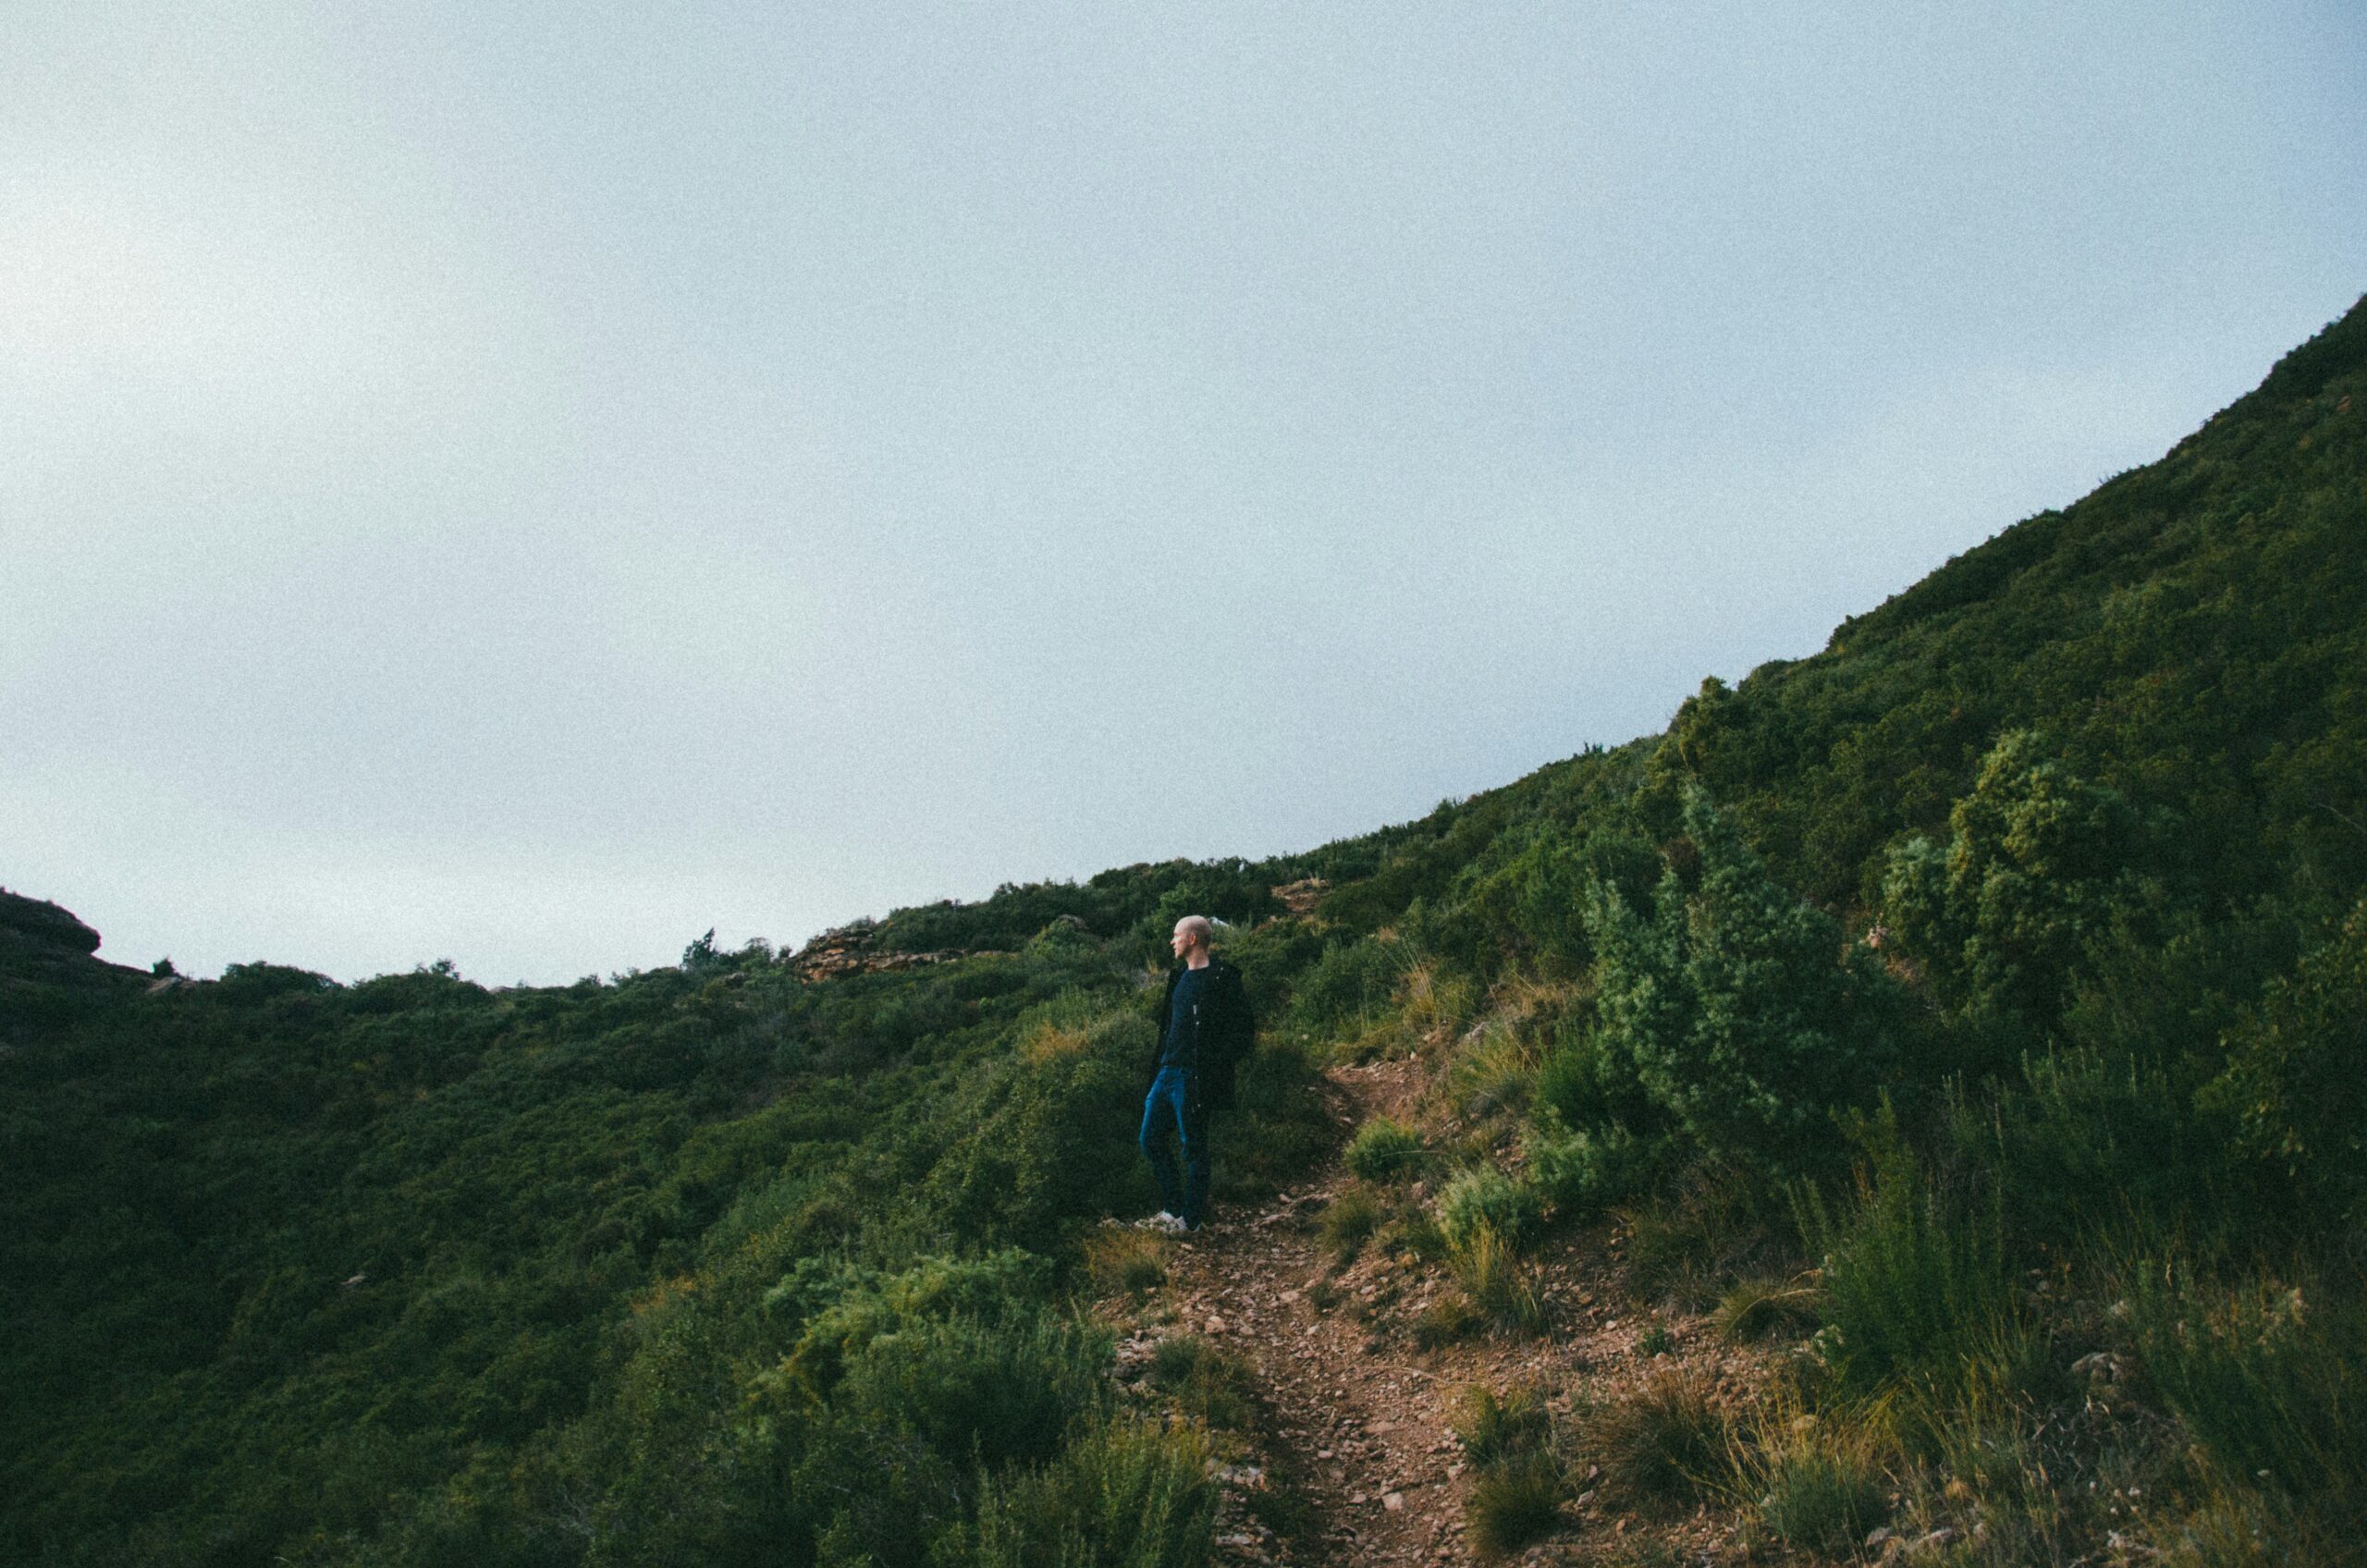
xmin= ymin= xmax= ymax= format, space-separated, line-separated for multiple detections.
xmin=7 ymin=296 xmax=2366 ymax=1562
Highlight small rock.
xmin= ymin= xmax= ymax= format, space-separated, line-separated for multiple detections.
xmin=1383 ymin=1492 xmax=1404 ymax=1512
xmin=1866 ymin=1526 xmax=1895 ymax=1549
xmin=1206 ymin=1317 xmax=1226 ymax=1334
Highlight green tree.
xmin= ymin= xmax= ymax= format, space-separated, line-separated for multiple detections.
xmin=1585 ymin=787 xmax=1904 ymax=1176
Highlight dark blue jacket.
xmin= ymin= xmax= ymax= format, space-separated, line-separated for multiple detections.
xmin=1149 ymin=958 xmax=1254 ymax=1110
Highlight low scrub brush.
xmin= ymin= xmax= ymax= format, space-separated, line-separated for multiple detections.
xmin=1344 ymin=1117 xmax=1426 ymax=1182
xmin=1579 ymin=1369 xmax=1731 ymax=1512
xmin=1318 ymin=1188 xmax=1383 ymax=1266
xmin=1082 ymin=1227 xmax=1167 ymax=1299
xmin=1730 ymin=1403 xmax=1894 ymax=1559
xmin=1713 ymin=1273 xmax=1821 ymax=1342
xmin=1443 ymin=1219 xmax=1543 ymax=1333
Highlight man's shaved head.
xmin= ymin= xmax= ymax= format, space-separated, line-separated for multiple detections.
xmin=1171 ymin=915 xmax=1213 ymax=949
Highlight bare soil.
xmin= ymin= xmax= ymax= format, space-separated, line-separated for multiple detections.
xmin=1099 ymin=1058 xmax=1780 ymax=1566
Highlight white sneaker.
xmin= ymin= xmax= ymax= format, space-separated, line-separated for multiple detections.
xmin=1135 ymin=1211 xmax=1185 ymax=1234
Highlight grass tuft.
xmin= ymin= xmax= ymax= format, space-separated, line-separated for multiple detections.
xmin=1413 ymin=1291 xmax=1482 ymax=1349
xmin=1144 ymin=1335 xmax=1257 ymax=1431
xmin=1579 ymin=1369 xmax=1731 ymax=1512
xmin=1453 ymin=1383 xmax=1553 ymax=1468
xmin=1467 ymin=1451 xmax=1563 ymax=1559
xmin=1441 ymin=1219 xmax=1542 ymax=1333
xmin=1454 ymin=1384 xmax=1564 ymax=1560
xmin=1318 ymin=1188 xmax=1383 ymax=1267
xmin=1081 ymin=1227 xmax=1167 ymax=1299
xmin=1343 ymin=1117 xmax=1427 ymax=1182
xmin=1713 ymin=1273 xmax=1821 ymax=1343
xmin=1730 ymin=1403 xmax=1894 ymax=1559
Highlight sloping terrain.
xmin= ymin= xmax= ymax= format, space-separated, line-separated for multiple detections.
xmin=5 ymin=297 xmax=2364 ymax=1566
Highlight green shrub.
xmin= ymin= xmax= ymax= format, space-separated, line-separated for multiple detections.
xmin=1585 ymin=788 xmax=1906 ymax=1177
xmin=1798 ymin=1111 xmax=2031 ymax=1399
xmin=1289 ymin=936 xmax=1409 ymax=1031
xmin=2203 ymin=899 xmax=2367 ymax=1229
xmin=1436 ymin=1165 xmax=1539 ymax=1255
xmin=1881 ymin=730 xmax=2144 ymax=1023
xmin=2129 ymin=1263 xmax=2367 ymax=1504
xmin=1995 ymin=1047 xmax=2248 ymax=1253
xmin=922 ymin=1009 xmax=1159 ymax=1249
xmin=1343 ymin=1117 xmax=1426 ymax=1182
xmin=960 ymin=1416 xmax=1217 ymax=1568
xmin=1524 ymin=1116 xmax=1663 ymax=1219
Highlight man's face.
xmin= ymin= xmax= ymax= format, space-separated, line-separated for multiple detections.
xmin=1171 ymin=923 xmax=1197 ymax=961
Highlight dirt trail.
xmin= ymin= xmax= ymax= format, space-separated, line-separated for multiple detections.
xmin=1166 ymin=1058 xmax=1465 ymax=1565
xmin=1108 ymin=1058 xmax=1758 ymax=1566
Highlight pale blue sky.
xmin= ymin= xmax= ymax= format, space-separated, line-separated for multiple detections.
xmin=5 ymin=2 xmax=2362 ymax=983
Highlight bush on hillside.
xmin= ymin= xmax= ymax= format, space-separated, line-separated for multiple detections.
xmin=1585 ymin=788 xmax=1906 ymax=1178
xmin=1344 ymin=1117 xmax=1426 ymax=1182
xmin=1882 ymin=730 xmax=2148 ymax=1026
xmin=2203 ymin=898 xmax=2367 ymax=1228
xmin=1437 ymin=1165 xmax=1540 ymax=1254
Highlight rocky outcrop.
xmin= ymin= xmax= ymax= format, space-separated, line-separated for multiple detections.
xmin=0 ymin=890 xmax=102 ymax=957
xmin=0 ymin=888 xmax=148 ymax=1024
xmin=1271 ymin=878 xmax=1331 ymax=916
xmin=787 ymin=921 xmax=965 ymax=983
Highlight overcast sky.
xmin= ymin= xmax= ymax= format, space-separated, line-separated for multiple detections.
xmin=5 ymin=3 xmax=2361 ymax=985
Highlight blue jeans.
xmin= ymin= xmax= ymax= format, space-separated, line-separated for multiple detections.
xmin=1139 ymin=1066 xmax=1209 ymax=1226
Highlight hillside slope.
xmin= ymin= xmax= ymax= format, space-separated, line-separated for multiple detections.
xmin=5 ymin=297 xmax=2363 ymax=1567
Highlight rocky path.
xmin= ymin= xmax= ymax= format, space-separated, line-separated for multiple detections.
xmin=1164 ymin=1056 xmax=1470 ymax=1565
xmin=1104 ymin=1057 xmax=1763 ymax=1567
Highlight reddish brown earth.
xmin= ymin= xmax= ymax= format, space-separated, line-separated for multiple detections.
xmin=1100 ymin=1059 xmax=1776 ymax=1567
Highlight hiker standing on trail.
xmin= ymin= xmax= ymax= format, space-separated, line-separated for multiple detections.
xmin=1138 ymin=914 xmax=1253 ymax=1234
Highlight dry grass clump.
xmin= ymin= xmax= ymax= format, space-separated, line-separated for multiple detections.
xmin=1318 ymin=1187 xmax=1383 ymax=1267
xmin=1729 ymin=1399 xmax=1895 ymax=1559
xmin=1713 ymin=1271 xmax=1821 ymax=1342
xmin=1143 ymin=1335 xmax=1257 ymax=1430
xmin=1442 ymin=1219 xmax=1543 ymax=1334
xmin=1081 ymin=1227 xmax=1167 ymax=1298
